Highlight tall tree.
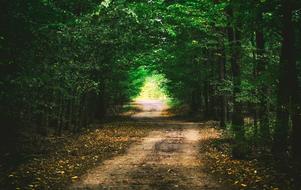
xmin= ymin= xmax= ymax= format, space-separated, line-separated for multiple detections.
xmin=274 ymin=0 xmax=300 ymax=158
xmin=227 ymin=5 xmax=245 ymax=158
xmin=255 ymin=11 xmax=270 ymax=141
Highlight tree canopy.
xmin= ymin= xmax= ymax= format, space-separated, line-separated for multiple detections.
xmin=1 ymin=0 xmax=301 ymax=161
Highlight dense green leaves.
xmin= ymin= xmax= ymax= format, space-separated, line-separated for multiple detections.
xmin=1 ymin=0 xmax=301 ymax=162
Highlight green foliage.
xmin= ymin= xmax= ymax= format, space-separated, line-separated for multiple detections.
xmin=135 ymin=74 xmax=170 ymax=101
xmin=1 ymin=0 xmax=301 ymax=162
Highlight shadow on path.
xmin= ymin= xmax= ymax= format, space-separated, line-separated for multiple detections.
xmin=70 ymin=100 xmax=232 ymax=190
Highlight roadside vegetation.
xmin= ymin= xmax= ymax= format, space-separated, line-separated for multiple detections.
xmin=1 ymin=0 xmax=301 ymax=189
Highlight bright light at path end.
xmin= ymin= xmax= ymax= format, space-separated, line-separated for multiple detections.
xmin=134 ymin=75 xmax=169 ymax=101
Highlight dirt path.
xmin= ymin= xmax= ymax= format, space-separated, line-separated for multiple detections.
xmin=70 ymin=100 xmax=230 ymax=190
xmin=131 ymin=99 xmax=169 ymax=118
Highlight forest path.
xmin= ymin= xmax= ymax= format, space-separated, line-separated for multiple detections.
xmin=70 ymin=100 xmax=229 ymax=190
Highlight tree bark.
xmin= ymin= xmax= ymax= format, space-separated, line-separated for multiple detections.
xmin=219 ymin=42 xmax=227 ymax=128
xmin=255 ymin=28 xmax=270 ymax=141
xmin=227 ymin=6 xmax=245 ymax=158
xmin=228 ymin=24 xmax=244 ymax=135
xmin=274 ymin=0 xmax=301 ymax=158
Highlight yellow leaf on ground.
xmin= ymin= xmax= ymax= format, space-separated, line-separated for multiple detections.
xmin=72 ymin=176 xmax=78 ymax=180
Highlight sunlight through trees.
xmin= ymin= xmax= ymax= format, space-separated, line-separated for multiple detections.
xmin=134 ymin=75 xmax=169 ymax=101
xmin=1 ymin=0 xmax=301 ymax=188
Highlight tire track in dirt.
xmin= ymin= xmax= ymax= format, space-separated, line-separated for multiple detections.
xmin=70 ymin=130 xmax=164 ymax=189
xmin=70 ymin=100 xmax=231 ymax=189
xmin=70 ymin=124 xmax=229 ymax=190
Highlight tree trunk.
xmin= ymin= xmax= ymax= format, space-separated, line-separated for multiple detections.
xmin=219 ymin=42 xmax=227 ymax=128
xmin=204 ymin=80 xmax=210 ymax=119
xmin=228 ymin=25 xmax=244 ymax=135
xmin=57 ymin=93 xmax=63 ymax=136
xmin=227 ymin=7 xmax=245 ymax=158
xmin=290 ymin=10 xmax=301 ymax=160
xmin=255 ymin=28 xmax=270 ymax=141
xmin=274 ymin=0 xmax=300 ymax=158
xmin=233 ymin=29 xmax=244 ymax=133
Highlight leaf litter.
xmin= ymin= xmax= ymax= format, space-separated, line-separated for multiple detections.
xmin=198 ymin=122 xmax=301 ymax=190
xmin=0 ymin=122 xmax=154 ymax=190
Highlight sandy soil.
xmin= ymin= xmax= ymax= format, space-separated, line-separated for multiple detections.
xmin=131 ymin=99 xmax=169 ymax=118
xmin=70 ymin=100 xmax=231 ymax=190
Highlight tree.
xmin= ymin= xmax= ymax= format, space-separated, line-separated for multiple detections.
xmin=273 ymin=0 xmax=300 ymax=159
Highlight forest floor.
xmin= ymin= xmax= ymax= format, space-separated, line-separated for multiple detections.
xmin=1 ymin=100 xmax=300 ymax=190
xmin=71 ymin=118 xmax=228 ymax=189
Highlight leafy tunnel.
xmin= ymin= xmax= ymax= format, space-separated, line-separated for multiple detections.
xmin=1 ymin=0 xmax=301 ymax=180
